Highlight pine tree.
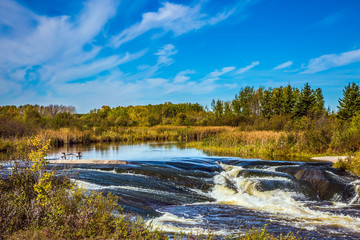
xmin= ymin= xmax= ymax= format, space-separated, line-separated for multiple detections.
xmin=224 ymin=101 xmax=232 ymax=116
xmin=293 ymin=83 xmax=315 ymax=118
xmin=260 ymin=88 xmax=273 ymax=119
xmin=271 ymin=87 xmax=284 ymax=115
xmin=313 ymin=88 xmax=325 ymax=112
xmin=337 ymin=83 xmax=360 ymax=120
xmin=282 ymin=84 xmax=295 ymax=115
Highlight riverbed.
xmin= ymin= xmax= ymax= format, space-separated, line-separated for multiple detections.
xmin=47 ymin=142 xmax=360 ymax=239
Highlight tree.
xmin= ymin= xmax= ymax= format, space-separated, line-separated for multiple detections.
xmin=260 ymin=88 xmax=273 ymax=119
xmin=293 ymin=83 xmax=315 ymax=118
xmin=214 ymin=100 xmax=224 ymax=118
xmin=224 ymin=101 xmax=232 ymax=117
xmin=337 ymin=82 xmax=360 ymax=120
xmin=271 ymin=87 xmax=284 ymax=115
xmin=282 ymin=84 xmax=295 ymax=115
xmin=312 ymin=88 xmax=325 ymax=114
xmin=231 ymin=86 xmax=255 ymax=117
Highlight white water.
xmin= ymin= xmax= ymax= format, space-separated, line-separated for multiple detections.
xmin=148 ymin=212 xmax=228 ymax=236
xmin=208 ymin=163 xmax=360 ymax=232
xmin=73 ymin=179 xmax=176 ymax=196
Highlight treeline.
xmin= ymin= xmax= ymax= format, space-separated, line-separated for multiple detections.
xmin=209 ymin=83 xmax=326 ymax=126
xmin=1 ymin=82 xmax=360 ymax=148
xmin=0 ymin=104 xmax=77 ymax=137
xmin=0 ymin=102 xmax=206 ymax=138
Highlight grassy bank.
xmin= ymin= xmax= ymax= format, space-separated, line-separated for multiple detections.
xmin=186 ymin=128 xmax=333 ymax=159
xmin=0 ymin=136 xmax=304 ymax=239
xmin=2 ymin=124 xmax=360 ymax=177
xmin=2 ymin=125 xmax=359 ymax=166
xmin=186 ymin=128 xmax=360 ymax=177
xmin=42 ymin=126 xmax=230 ymax=145
xmin=0 ymin=126 xmax=229 ymax=156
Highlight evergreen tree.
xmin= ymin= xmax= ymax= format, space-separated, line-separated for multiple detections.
xmin=260 ymin=88 xmax=273 ymax=119
xmin=313 ymin=88 xmax=325 ymax=112
xmin=293 ymin=83 xmax=315 ymax=118
xmin=211 ymin=99 xmax=216 ymax=112
xmin=224 ymin=101 xmax=232 ymax=117
xmin=337 ymin=82 xmax=360 ymax=120
xmin=282 ymin=84 xmax=295 ymax=115
xmin=271 ymin=87 xmax=284 ymax=115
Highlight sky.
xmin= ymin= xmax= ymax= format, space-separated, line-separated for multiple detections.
xmin=1 ymin=0 xmax=360 ymax=113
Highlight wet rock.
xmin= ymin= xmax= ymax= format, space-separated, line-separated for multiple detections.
xmin=293 ymin=168 xmax=354 ymax=201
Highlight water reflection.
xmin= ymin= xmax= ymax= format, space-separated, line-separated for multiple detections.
xmin=48 ymin=141 xmax=208 ymax=161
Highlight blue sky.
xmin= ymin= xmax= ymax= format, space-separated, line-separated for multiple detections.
xmin=1 ymin=0 xmax=360 ymax=113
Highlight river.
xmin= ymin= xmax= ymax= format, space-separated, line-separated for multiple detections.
xmin=47 ymin=142 xmax=360 ymax=239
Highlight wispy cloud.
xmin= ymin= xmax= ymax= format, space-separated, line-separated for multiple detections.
xmin=210 ymin=66 xmax=236 ymax=77
xmin=174 ymin=70 xmax=195 ymax=83
xmin=237 ymin=61 xmax=260 ymax=74
xmin=313 ymin=11 xmax=345 ymax=27
xmin=110 ymin=2 xmax=234 ymax=47
xmin=0 ymin=0 xmax=38 ymax=35
xmin=302 ymin=49 xmax=360 ymax=73
xmin=0 ymin=0 xmax=119 ymax=68
xmin=49 ymin=51 xmax=145 ymax=84
xmin=0 ymin=0 xmax=123 ymax=96
xmin=155 ymin=44 xmax=177 ymax=66
xmin=274 ymin=61 xmax=293 ymax=70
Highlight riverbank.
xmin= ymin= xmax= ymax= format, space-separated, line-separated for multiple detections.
xmin=0 ymin=126 xmax=228 ymax=153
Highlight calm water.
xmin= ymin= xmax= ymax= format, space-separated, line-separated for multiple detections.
xmin=48 ymin=141 xmax=207 ymax=161
xmin=48 ymin=142 xmax=360 ymax=239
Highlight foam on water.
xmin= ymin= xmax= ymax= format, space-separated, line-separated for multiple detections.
xmin=210 ymin=163 xmax=360 ymax=232
xmin=350 ymin=180 xmax=360 ymax=204
xmin=70 ymin=168 xmax=118 ymax=174
xmin=148 ymin=212 xmax=227 ymax=236
xmin=72 ymin=179 xmax=172 ymax=196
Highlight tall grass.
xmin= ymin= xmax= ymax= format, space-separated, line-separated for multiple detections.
xmin=187 ymin=130 xmax=304 ymax=159
xmin=40 ymin=126 xmax=229 ymax=145
xmin=333 ymin=153 xmax=360 ymax=176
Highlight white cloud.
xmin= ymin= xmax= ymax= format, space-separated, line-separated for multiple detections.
xmin=210 ymin=66 xmax=236 ymax=77
xmin=274 ymin=61 xmax=293 ymax=70
xmin=111 ymin=2 xmax=234 ymax=47
xmin=146 ymin=78 xmax=168 ymax=88
xmin=0 ymin=0 xmax=250 ymax=112
xmin=155 ymin=44 xmax=177 ymax=66
xmin=237 ymin=61 xmax=260 ymax=74
xmin=0 ymin=0 xmax=119 ymax=68
xmin=174 ymin=70 xmax=195 ymax=83
xmin=0 ymin=0 xmax=130 ymax=97
xmin=0 ymin=0 xmax=38 ymax=38
xmin=49 ymin=51 xmax=145 ymax=84
xmin=303 ymin=49 xmax=360 ymax=73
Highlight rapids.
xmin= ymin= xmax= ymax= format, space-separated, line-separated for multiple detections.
xmin=48 ymin=142 xmax=360 ymax=239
